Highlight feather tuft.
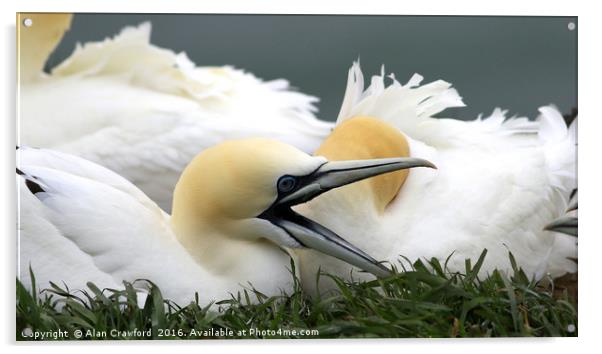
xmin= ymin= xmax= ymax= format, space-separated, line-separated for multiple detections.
xmin=335 ymin=62 xmax=465 ymax=139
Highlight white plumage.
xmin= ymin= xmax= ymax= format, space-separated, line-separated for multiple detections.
xmin=20 ymin=18 xmax=332 ymax=211
xmin=17 ymin=147 xmax=236 ymax=305
xmin=296 ymin=63 xmax=577 ymax=293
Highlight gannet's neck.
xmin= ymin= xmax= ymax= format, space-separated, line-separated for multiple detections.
xmin=17 ymin=13 xmax=73 ymax=83
xmin=315 ymin=116 xmax=411 ymax=213
xmin=171 ymin=210 xmax=292 ymax=282
xmin=171 ymin=189 xmax=292 ymax=291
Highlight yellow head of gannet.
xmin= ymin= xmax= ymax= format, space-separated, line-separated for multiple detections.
xmin=315 ymin=116 xmax=413 ymax=213
xmin=171 ymin=138 xmax=434 ymax=278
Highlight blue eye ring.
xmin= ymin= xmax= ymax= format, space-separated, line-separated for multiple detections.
xmin=277 ymin=175 xmax=297 ymax=193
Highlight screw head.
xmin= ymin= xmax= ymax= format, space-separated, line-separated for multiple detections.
xmin=568 ymin=22 xmax=576 ymax=31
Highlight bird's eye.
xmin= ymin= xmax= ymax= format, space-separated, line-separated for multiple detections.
xmin=277 ymin=176 xmax=297 ymax=193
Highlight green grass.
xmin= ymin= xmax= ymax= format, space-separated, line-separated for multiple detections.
xmin=16 ymin=250 xmax=577 ymax=340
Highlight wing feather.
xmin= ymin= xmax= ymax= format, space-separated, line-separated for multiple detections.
xmin=17 ymin=148 xmax=228 ymax=305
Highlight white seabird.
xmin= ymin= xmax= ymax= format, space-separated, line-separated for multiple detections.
xmin=17 ymin=141 xmax=432 ymax=305
xmin=295 ymin=63 xmax=577 ymax=294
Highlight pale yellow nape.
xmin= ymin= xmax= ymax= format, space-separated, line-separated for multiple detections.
xmin=315 ymin=116 xmax=410 ymax=213
xmin=17 ymin=13 xmax=73 ymax=83
xmin=171 ymin=138 xmax=319 ymax=235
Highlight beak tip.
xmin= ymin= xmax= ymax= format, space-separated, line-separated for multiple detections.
xmin=419 ymin=159 xmax=437 ymax=170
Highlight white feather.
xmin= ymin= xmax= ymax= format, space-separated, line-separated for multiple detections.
xmin=20 ymin=22 xmax=333 ymax=212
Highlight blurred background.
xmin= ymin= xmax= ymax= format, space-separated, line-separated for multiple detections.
xmin=46 ymin=14 xmax=577 ymax=121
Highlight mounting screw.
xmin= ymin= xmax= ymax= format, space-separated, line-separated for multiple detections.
xmin=568 ymin=22 xmax=576 ymax=31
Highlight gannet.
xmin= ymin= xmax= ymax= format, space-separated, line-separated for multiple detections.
xmin=18 ymin=13 xmax=332 ymax=211
xmin=17 ymin=141 xmax=433 ymax=305
xmin=295 ymin=63 xmax=577 ymax=294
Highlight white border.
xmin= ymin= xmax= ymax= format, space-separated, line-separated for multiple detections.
xmin=2 ymin=1 xmax=600 ymax=353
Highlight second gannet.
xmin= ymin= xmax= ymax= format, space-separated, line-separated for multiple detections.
xmin=295 ymin=63 xmax=577 ymax=294
xmin=18 ymin=139 xmax=433 ymax=305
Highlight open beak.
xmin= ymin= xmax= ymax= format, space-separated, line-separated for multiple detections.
xmin=259 ymin=157 xmax=436 ymax=278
